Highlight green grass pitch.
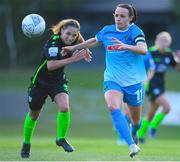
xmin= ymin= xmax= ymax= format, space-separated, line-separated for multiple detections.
xmin=0 ymin=122 xmax=180 ymax=161
xmin=0 ymin=69 xmax=180 ymax=161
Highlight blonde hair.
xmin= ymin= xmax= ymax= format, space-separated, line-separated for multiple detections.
xmin=156 ymin=31 xmax=172 ymax=45
xmin=51 ymin=19 xmax=83 ymax=43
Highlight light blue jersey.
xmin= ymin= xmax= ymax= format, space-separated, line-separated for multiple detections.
xmin=143 ymin=51 xmax=155 ymax=71
xmin=95 ymin=23 xmax=147 ymax=87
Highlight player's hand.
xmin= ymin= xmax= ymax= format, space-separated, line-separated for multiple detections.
xmin=176 ymin=50 xmax=180 ymax=60
xmin=62 ymin=46 xmax=75 ymax=56
xmin=84 ymin=49 xmax=92 ymax=62
xmin=111 ymin=37 xmax=127 ymax=50
xmin=71 ymin=49 xmax=86 ymax=62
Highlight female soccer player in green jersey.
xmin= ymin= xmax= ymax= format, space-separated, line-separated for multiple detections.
xmin=138 ymin=31 xmax=180 ymax=143
xmin=20 ymin=19 xmax=91 ymax=158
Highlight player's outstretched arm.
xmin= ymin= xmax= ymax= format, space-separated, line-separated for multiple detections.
xmin=62 ymin=38 xmax=100 ymax=55
xmin=111 ymin=37 xmax=147 ymax=55
xmin=47 ymin=49 xmax=87 ymax=71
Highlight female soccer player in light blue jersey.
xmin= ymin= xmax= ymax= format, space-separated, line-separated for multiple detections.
xmin=63 ymin=4 xmax=147 ymax=158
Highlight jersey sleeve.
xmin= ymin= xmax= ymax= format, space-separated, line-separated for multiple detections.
xmin=95 ymin=26 xmax=107 ymax=42
xmin=143 ymin=51 xmax=155 ymax=70
xmin=131 ymin=25 xmax=146 ymax=45
xmin=43 ymin=35 xmax=60 ymax=60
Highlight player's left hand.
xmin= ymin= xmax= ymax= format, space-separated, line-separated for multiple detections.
xmin=111 ymin=37 xmax=127 ymax=50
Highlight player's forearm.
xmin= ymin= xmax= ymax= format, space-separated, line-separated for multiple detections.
xmin=47 ymin=58 xmax=74 ymax=71
xmin=147 ymin=70 xmax=154 ymax=81
xmin=125 ymin=44 xmax=147 ymax=55
xmin=74 ymin=38 xmax=98 ymax=50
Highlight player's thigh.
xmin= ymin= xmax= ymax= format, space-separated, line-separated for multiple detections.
xmin=54 ymin=93 xmax=69 ymax=112
xmin=104 ymin=81 xmax=124 ymax=110
xmin=49 ymin=81 xmax=69 ymax=112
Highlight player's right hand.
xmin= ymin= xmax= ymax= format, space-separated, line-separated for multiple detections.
xmin=62 ymin=46 xmax=75 ymax=56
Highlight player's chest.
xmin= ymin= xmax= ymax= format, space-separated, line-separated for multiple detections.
xmin=103 ymin=32 xmax=132 ymax=45
xmin=153 ymin=54 xmax=171 ymax=65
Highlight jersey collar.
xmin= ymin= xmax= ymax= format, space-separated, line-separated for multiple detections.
xmin=115 ymin=23 xmax=134 ymax=32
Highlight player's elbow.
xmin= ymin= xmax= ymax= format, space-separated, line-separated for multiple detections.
xmin=138 ymin=43 xmax=147 ymax=55
xmin=141 ymin=48 xmax=148 ymax=55
xmin=139 ymin=46 xmax=148 ymax=55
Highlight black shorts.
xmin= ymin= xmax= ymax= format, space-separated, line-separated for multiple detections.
xmin=146 ymin=82 xmax=165 ymax=101
xmin=27 ymin=81 xmax=68 ymax=111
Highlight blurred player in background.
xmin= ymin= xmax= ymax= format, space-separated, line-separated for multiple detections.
xmin=62 ymin=4 xmax=147 ymax=158
xmin=20 ymin=19 xmax=91 ymax=158
xmin=138 ymin=31 xmax=180 ymax=143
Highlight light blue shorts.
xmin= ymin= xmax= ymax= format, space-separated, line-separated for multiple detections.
xmin=103 ymin=81 xmax=144 ymax=106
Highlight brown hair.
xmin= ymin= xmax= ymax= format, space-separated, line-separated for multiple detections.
xmin=51 ymin=19 xmax=83 ymax=43
xmin=116 ymin=4 xmax=137 ymax=23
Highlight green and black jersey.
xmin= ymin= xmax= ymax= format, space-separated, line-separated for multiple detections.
xmin=149 ymin=46 xmax=177 ymax=87
xmin=31 ymin=34 xmax=77 ymax=86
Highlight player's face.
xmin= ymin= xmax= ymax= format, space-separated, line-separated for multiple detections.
xmin=156 ymin=36 xmax=171 ymax=51
xmin=61 ymin=26 xmax=79 ymax=45
xmin=114 ymin=7 xmax=132 ymax=30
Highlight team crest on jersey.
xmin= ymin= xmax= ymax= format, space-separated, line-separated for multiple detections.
xmin=48 ymin=47 xmax=58 ymax=56
xmin=165 ymin=57 xmax=170 ymax=64
xmin=28 ymin=96 xmax=32 ymax=102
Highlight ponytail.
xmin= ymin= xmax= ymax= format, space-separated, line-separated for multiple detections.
xmin=131 ymin=6 xmax=137 ymax=23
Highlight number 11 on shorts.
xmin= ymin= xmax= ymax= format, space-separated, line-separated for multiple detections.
xmin=135 ymin=88 xmax=143 ymax=103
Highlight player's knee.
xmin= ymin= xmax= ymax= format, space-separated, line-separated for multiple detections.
xmin=107 ymin=103 xmax=118 ymax=111
xmin=29 ymin=111 xmax=40 ymax=120
xmin=163 ymin=106 xmax=170 ymax=114
xmin=59 ymin=105 xmax=69 ymax=112
xmin=132 ymin=118 xmax=141 ymax=125
xmin=146 ymin=115 xmax=153 ymax=121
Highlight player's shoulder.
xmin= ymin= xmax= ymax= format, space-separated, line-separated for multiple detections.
xmin=165 ymin=48 xmax=172 ymax=53
xmin=149 ymin=46 xmax=158 ymax=52
xmin=130 ymin=23 xmax=144 ymax=34
xmin=46 ymin=34 xmax=61 ymax=46
xmin=101 ymin=24 xmax=115 ymax=31
xmin=49 ymin=34 xmax=60 ymax=42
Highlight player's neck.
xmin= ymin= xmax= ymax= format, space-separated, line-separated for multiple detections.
xmin=116 ymin=23 xmax=133 ymax=32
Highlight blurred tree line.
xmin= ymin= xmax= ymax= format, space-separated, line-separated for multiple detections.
xmin=0 ymin=0 xmax=180 ymax=69
xmin=0 ymin=0 xmax=87 ymax=69
xmin=173 ymin=0 xmax=180 ymax=27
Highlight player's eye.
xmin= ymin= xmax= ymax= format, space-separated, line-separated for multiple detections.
xmin=114 ymin=13 xmax=126 ymax=18
xmin=66 ymin=32 xmax=71 ymax=36
xmin=72 ymin=34 xmax=77 ymax=38
xmin=113 ymin=13 xmax=119 ymax=17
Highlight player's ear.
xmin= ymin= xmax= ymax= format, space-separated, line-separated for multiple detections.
xmin=129 ymin=16 xmax=133 ymax=22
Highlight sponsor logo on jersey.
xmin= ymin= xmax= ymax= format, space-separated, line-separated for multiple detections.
xmin=48 ymin=47 xmax=58 ymax=56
